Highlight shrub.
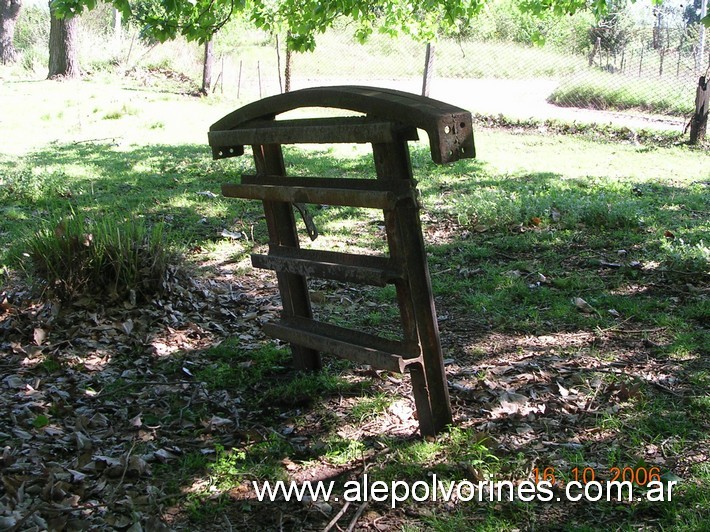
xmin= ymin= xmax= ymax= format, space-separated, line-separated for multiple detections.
xmin=23 ymin=215 xmax=177 ymax=302
xmin=549 ymin=74 xmax=695 ymax=116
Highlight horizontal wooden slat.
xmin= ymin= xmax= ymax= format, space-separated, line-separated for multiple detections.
xmin=264 ymin=317 xmax=421 ymax=373
xmin=240 ymin=175 xmax=416 ymax=193
xmin=221 ymin=182 xmax=415 ymax=209
xmin=209 ymin=117 xmax=418 ymax=152
xmin=251 ymin=247 xmax=403 ymax=286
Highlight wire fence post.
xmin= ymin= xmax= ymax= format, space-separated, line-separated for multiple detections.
xmin=237 ymin=60 xmax=242 ymax=100
xmin=258 ymin=60 xmax=262 ymax=98
xmin=422 ymin=43 xmax=435 ymax=97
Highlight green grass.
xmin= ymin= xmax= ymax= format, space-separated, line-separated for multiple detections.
xmin=0 ymin=141 xmax=254 ymax=269
xmin=549 ymin=73 xmax=695 ymax=116
xmin=194 ymin=340 xmax=291 ymax=391
xmin=21 ymin=213 xmax=174 ymax=301
xmin=1 ymin=111 xmax=705 ymax=344
xmin=350 ymin=393 xmax=393 ymax=422
xmin=1 ymin=75 xmax=708 ymax=530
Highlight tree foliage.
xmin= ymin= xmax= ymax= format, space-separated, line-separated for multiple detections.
xmin=50 ymin=0 xmax=709 ymax=52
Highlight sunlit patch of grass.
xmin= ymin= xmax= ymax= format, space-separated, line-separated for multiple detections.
xmin=263 ymin=373 xmax=357 ymax=406
xmin=324 ymin=436 xmax=366 ymax=465
xmin=370 ymin=427 xmax=499 ymax=484
xmin=393 ymin=438 xmax=444 ymax=465
xmin=102 ymin=103 xmax=140 ymax=120
xmin=350 ymin=392 xmax=392 ymax=422
xmin=209 ymin=438 xmax=291 ymax=487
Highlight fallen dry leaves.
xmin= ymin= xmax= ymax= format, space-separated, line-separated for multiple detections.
xmin=0 ymin=261 xmax=707 ymax=530
xmin=0 ymin=266 xmax=284 ymax=531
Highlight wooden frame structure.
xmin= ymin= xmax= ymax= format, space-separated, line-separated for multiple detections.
xmin=209 ymin=86 xmax=475 ymax=436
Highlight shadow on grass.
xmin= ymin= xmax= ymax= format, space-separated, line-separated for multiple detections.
xmin=0 ymin=141 xmax=707 ymax=529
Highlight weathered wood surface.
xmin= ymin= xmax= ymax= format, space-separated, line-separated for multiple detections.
xmin=209 ymin=85 xmax=475 ymax=164
xmin=265 ymin=317 xmax=421 ymax=374
xmin=222 ymin=181 xmax=417 ymax=210
xmin=372 ymin=135 xmax=453 ymax=435
xmin=252 ymin=144 xmax=321 ymax=371
xmin=252 ymin=246 xmax=404 ymax=287
xmin=209 ymin=116 xmax=418 ymax=148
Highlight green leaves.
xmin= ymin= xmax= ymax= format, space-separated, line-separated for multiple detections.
xmin=53 ymin=0 xmax=686 ymax=51
xmin=50 ymin=0 xmax=96 ymax=18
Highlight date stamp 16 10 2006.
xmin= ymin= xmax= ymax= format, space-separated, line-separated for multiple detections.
xmin=532 ymin=465 xmax=678 ymax=503
xmin=252 ymin=467 xmax=679 ymax=508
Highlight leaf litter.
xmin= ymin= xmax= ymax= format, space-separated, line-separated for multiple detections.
xmin=0 ymin=253 xmax=708 ymax=530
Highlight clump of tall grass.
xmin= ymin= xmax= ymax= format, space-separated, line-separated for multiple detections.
xmin=549 ymin=74 xmax=694 ymax=116
xmin=22 ymin=214 xmax=178 ymax=302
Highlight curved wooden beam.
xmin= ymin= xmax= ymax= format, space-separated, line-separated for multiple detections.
xmin=208 ymin=85 xmax=475 ymax=164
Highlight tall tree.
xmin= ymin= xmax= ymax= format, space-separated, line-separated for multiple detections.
xmin=0 ymin=0 xmax=21 ymax=64
xmin=201 ymin=38 xmax=213 ymax=95
xmin=48 ymin=0 xmax=80 ymax=78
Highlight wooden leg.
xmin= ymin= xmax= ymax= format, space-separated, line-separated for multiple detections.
xmin=395 ymin=203 xmax=452 ymax=432
xmin=372 ymin=140 xmax=452 ymax=435
xmin=253 ymin=144 xmax=321 ymax=371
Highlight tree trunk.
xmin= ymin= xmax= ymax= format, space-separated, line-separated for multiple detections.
xmin=284 ymin=31 xmax=292 ymax=93
xmin=0 ymin=0 xmax=22 ymax=64
xmin=48 ymin=0 xmax=80 ymax=79
xmin=201 ymin=38 xmax=213 ymax=96
xmin=689 ymin=76 xmax=709 ymax=144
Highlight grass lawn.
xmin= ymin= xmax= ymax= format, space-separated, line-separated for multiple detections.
xmin=549 ymin=73 xmax=695 ymax=117
xmin=0 ymin=75 xmax=708 ymax=531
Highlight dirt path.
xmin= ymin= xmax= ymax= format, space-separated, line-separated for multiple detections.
xmin=292 ymin=77 xmax=688 ymax=132
xmin=0 ymin=74 xmax=688 ymax=158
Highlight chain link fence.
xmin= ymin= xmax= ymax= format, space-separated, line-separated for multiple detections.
xmin=14 ymin=1 xmax=706 ymax=126
xmin=209 ymin=2 xmax=707 ymax=127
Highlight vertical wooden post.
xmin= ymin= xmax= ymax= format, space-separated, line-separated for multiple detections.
xmin=588 ymin=36 xmax=600 ymax=67
xmin=690 ymin=76 xmax=709 ymax=145
xmin=252 ymin=144 xmax=321 ymax=371
xmin=258 ymin=61 xmax=262 ymax=98
xmin=112 ymin=8 xmax=122 ymax=50
xmin=285 ymin=34 xmax=292 ymax=93
xmin=372 ymin=136 xmax=452 ymax=435
xmin=276 ymin=34 xmax=283 ymax=94
xmin=698 ymin=0 xmax=707 ymax=70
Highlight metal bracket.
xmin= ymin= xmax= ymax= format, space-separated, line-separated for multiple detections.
xmin=293 ymin=202 xmax=319 ymax=241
